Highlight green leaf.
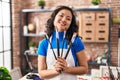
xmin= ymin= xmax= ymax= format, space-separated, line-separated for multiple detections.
xmin=91 ymin=0 xmax=101 ymax=5
xmin=0 ymin=67 xmax=12 ymax=80
xmin=28 ymin=41 xmax=36 ymax=47
xmin=38 ymin=0 xmax=45 ymax=6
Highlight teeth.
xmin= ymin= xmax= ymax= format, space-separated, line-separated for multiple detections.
xmin=61 ymin=23 xmax=65 ymax=26
xmin=60 ymin=22 xmax=65 ymax=26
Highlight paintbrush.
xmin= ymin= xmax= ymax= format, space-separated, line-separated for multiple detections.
xmin=45 ymin=34 xmax=57 ymax=60
xmin=61 ymin=31 xmax=66 ymax=57
xmin=64 ymin=33 xmax=77 ymax=59
xmin=56 ymin=30 xmax=60 ymax=57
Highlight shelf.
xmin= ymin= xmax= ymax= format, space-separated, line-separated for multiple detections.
xmin=23 ymin=34 xmax=45 ymax=37
xmin=22 ymin=8 xmax=54 ymax=13
xmin=23 ymin=32 xmax=46 ymax=37
xmin=21 ymin=8 xmax=111 ymax=13
xmin=24 ymin=50 xmax=38 ymax=56
xmin=88 ymin=61 xmax=106 ymax=66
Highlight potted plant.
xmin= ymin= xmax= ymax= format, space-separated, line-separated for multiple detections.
xmin=91 ymin=0 xmax=101 ymax=5
xmin=0 ymin=67 xmax=12 ymax=80
xmin=38 ymin=0 xmax=45 ymax=9
xmin=28 ymin=41 xmax=36 ymax=50
xmin=90 ymin=0 xmax=101 ymax=8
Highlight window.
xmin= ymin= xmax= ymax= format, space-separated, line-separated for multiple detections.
xmin=0 ymin=0 xmax=12 ymax=71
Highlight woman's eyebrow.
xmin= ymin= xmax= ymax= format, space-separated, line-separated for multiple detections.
xmin=59 ymin=12 xmax=72 ymax=19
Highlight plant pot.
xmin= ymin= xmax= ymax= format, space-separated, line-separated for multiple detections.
xmin=40 ymin=6 xmax=44 ymax=9
xmin=89 ymin=5 xmax=99 ymax=8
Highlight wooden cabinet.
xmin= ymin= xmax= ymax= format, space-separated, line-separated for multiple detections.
xmin=79 ymin=10 xmax=110 ymax=42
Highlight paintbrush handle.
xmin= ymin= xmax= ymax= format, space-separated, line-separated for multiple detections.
xmin=45 ymin=35 xmax=57 ymax=60
xmin=57 ymin=38 xmax=60 ymax=57
xmin=61 ymin=39 xmax=65 ymax=57
xmin=64 ymin=33 xmax=76 ymax=59
xmin=64 ymin=42 xmax=72 ymax=59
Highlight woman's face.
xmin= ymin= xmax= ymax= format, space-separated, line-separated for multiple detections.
xmin=54 ymin=9 xmax=72 ymax=32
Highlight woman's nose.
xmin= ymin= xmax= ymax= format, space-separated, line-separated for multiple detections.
xmin=61 ymin=17 xmax=66 ymax=22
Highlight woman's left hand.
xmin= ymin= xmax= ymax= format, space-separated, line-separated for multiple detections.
xmin=54 ymin=57 xmax=67 ymax=73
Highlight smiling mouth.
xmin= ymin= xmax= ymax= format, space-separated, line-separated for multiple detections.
xmin=59 ymin=21 xmax=66 ymax=26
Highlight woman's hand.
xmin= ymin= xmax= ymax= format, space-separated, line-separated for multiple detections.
xmin=54 ymin=57 xmax=67 ymax=73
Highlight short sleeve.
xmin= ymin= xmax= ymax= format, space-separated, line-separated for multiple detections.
xmin=37 ymin=39 xmax=48 ymax=56
xmin=72 ymin=37 xmax=85 ymax=54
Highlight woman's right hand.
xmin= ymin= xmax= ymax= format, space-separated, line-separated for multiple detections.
xmin=54 ymin=57 xmax=67 ymax=73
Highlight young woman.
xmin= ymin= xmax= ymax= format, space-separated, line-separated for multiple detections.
xmin=37 ymin=6 xmax=88 ymax=80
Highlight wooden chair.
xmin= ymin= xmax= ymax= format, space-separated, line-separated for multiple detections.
xmin=10 ymin=67 xmax=22 ymax=80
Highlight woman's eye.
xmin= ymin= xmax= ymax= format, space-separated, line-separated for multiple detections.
xmin=67 ymin=18 xmax=71 ymax=21
xmin=59 ymin=15 xmax=63 ymax=17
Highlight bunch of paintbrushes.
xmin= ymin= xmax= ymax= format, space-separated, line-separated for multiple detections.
xmin=45 ymin=31 xmax=77 ymax=60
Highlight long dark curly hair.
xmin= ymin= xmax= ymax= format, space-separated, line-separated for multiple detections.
xmin=45 ymin=6 xmax=78 ymax=44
